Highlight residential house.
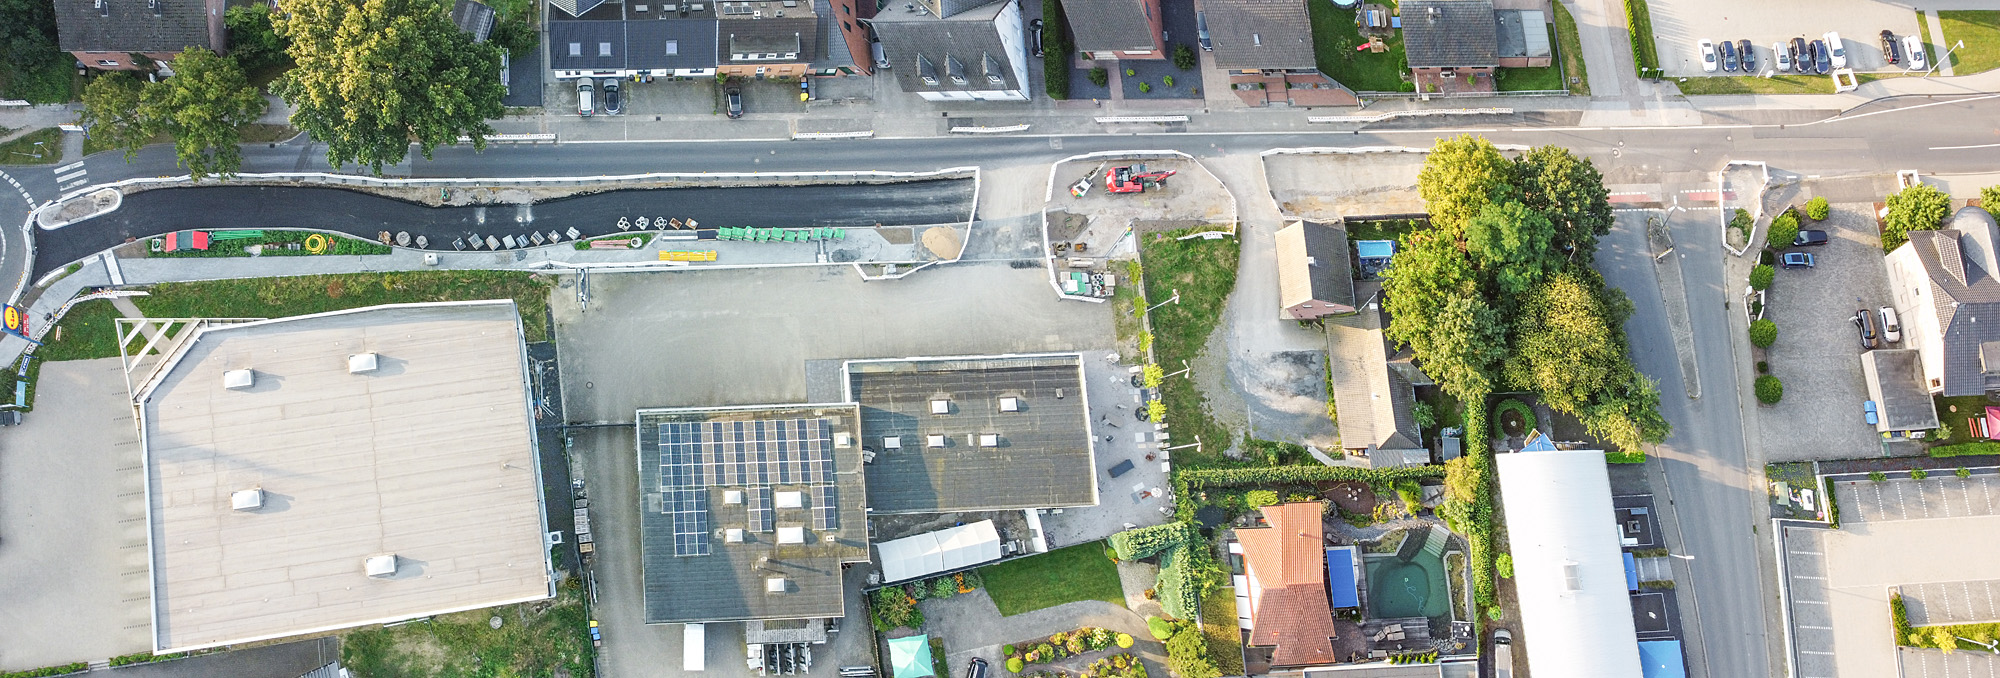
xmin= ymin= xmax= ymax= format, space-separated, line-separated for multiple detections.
xmin=1063 ymin=0 xmax=1163 ymax=61
xmin=1885 ymin=206 xmax=2000 ymax=397
xmin=1400 ymin=0 xmax=1498 ymax=94
xmin=1859 ymin=349 xmax=1941 ymax=435
xmin=1326 ymin=284 xmax=1429 ymax=467
xmin=817 ymin=0 xmax=876 ymax=74
xmin=452 ymin=0 xmax=498 ymax=42
xmin=1275 ymin=221 xmax=1358 ymax=320
xmin=54 ymin=0 xmax=225 ymax=71
xmin=716 ymin=0 xmax=820 ymax=79
xmin=865 ymin=0 xmax=1029 ymax=101
xmin=1493 ymin=8 xmax=1550 ymax=68
xmin=549 ymin=17 xmax=721 ymax=79
xmin=1237 ymin=502 xmax=1338 ymax=669
xmin=1200 ymin=0 xmax=1356 ymax=107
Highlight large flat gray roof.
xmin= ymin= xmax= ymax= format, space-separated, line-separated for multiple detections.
xmin=138 ymin=301 xmax=552 ymax=653
xmin=845 ymin=354 xmax=1097 ymax=513
xmin=637 ymin=404 xmax=870 ymax=623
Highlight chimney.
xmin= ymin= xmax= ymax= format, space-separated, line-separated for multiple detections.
xmin=1427 ymin=6 xmax=1439 ymax=21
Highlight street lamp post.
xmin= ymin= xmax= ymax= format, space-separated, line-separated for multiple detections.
xmin=1926 ymin=40 xmax=1965 ymax=78
xmin=1145 ymin=289 xmax=1181 ymax=314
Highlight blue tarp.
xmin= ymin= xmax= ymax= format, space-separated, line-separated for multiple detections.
xmin=1638 ymin=640 xmax=1688 ymax=678
xmin=1624 ymin=552 xmax=1639 ymax=591
xmin=1325 ymin=547 xmax=1359 ymax=608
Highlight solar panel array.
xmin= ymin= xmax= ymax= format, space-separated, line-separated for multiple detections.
xmin=657 ymin=418 xmax=836 ymax=557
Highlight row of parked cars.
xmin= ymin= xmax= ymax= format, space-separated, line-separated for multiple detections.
xmin=1700 ymin=30 xmax=1928 ymax=74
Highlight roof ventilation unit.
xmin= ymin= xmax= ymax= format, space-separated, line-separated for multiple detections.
xmin=979 ymin=434 xmax=1000 ymax=448
xmin=835 ymin=431 xmax=852 ymax=448
xmin=776 ymin=491 xmax=804 ymax=509
xmin=365 ymin=554 xmax=399 ymax=578
xmin=1562 ymin=561 xmax=1581 ymax=592
xmin=927 ymin=434 xmax=946 ymax=448
xmin=999 ymin=397 xmax=1020 ymax=412
xmin=765 ymin=577 xmax=787 ymax=593
xmin=230 ymin=488 xmax=264 ymax=511
xmin=726 ymin=528 xmax=745 ymax=543
xmin=223 ymin=369 xmax=255 ymax=390
xmin=348 ymin=352 xmax=379 ymax=374
xmin=883 ymin=436 xmax=902 ymax=450
xmin=930 ymin=399 xmax=951 ymax=414
xmin=777 ymin=526 xmax=806 ymax=544
xmin=725 ymin=490 xmax=745 ymax=505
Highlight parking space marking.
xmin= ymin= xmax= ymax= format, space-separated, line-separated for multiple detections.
xmin=1795 ymin=599 xmax=1829 ymax=604
xmin=1794 ymin=575 xmax=1827 ymax=580
xmin=1790 ymin=550 xmax=1823 ymax=557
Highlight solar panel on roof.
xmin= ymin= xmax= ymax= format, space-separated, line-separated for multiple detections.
xmin=656 ymin=415 xmax=836 ymax=555
xmin=748 ymin=486 xmax=774 ymax=533
xmin=811 ymin=484 xmax=838 ymax=530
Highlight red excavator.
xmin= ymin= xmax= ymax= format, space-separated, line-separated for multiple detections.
xmin=1104 ymin=165 xmax=1176 ymax=194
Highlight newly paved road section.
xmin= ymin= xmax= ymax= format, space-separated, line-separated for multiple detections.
xmin=31 ymin=180 xmax=974 ymax=278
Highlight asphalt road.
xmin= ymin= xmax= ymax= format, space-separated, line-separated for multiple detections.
xmin=29 ymin=180 xmax=975 ymax=278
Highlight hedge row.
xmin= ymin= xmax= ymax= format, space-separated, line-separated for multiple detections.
xmin=1042 ymin=0 xmax=1071 ymax=99
xmin=1930 ymin=441 xmax=2000 ymax=458
xmin=1109 ymin=522 xmax=1211 ymax=619
xmin=1179 ymin=464 xmax=1443 ymax=490
xmin=0 ymin=663 xmax=88 ymax=678
xmin=1606 ymin=450 xmax=1647 ymax=464
xmin=1461 ymin=401 xmax=1498 ymax=607
xmin=1109 ymin=521 xmax=1197 ymax=560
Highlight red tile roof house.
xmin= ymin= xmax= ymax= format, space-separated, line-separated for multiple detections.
xmin=55 ymin=0 xmax=226 ymax=71
xmin=1238 ymin=502 xmax=1339 ymax=668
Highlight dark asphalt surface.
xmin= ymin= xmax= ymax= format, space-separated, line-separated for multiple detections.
xmin=32 ymin=179 xmax=973 ymax=277
xmin=106 ymin=637 xmax=337 ymax=678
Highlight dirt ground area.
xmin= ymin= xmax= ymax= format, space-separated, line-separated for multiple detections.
xmin=1045 ymin=157 xmax=1234 ymax=257
xmin=1262 ymin=152 xmax=1429 ymax=221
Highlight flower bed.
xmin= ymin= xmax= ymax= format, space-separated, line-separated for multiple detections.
xmin=1007 ymin=628 xmax=1134 ymax=667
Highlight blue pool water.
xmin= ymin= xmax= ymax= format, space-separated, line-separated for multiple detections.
xmin=1357 ymin=240 xmax=1396 ymax=259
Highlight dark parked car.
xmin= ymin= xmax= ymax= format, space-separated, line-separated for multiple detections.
xmin=1739 ymin=39 xmax=1756 ymax=72
xmin=1030 ymin=19 xmax=1044 ymax=57
xmin=1197 ymin=12 xmax=1211 ymax=51
xmin=1720 ymin=39 xmax=1739 ymax=71
xmin=1812 ymin=39 xmax=1832 ymax=74
xmin=1793 ymin=229 xmax=1829 ymax=246
xmin=1854 ymin=308 xmax=1879 ymax=349
xmin=1782 ymin=251 xmax=1815 ymax=268
xmin=966 ymin=658 xmax=989 ymax=678
xmin=1790 ymin=37 xmax=1806 ymax=69
xmin=725 ymin=86 xmax=743 ymax=118
xmin=1881 ymin=30 xmax=1902 ymax=64
xmin=602 ymin=78 xmax=621 ymax=115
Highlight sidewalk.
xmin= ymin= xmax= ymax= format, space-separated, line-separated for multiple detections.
xmin=0 ymin=105 xmax=76 ymax=142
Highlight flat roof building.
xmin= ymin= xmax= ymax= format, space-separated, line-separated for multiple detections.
xmin=845 ymin=354 xmax=1097 ymax=513
xmin=636 ymin=403 xmax=871 ymax=623
xmin=1495 ymin=447 xmax=1643 ymax=678
xmin=135 ymin=301 xmax=553 ymax=653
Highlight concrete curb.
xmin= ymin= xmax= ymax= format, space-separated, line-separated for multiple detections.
xmin=1720 ymin=160 xmax=1771 ymax=257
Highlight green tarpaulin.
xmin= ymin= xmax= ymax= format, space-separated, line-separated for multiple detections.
xmin=888 ymin=635 xmax=935 ymax=678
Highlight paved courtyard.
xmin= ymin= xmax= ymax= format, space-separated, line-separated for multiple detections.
xmin=0 ymin=358 xmax=151 ymax=671
xmin=1755 ymin=201 xmax=1895 ymax=462
xmin=1647 ymin=0 xmax=1926 ymax=77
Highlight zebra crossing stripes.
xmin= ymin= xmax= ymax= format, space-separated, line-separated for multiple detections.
xmin=53 ymin=160 xmax=88 ymax=192
xmin=0 ymin=168 xmax=31 ymax=205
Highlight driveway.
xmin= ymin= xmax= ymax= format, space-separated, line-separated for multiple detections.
xmin=916 ymin=594 xmax=1167 ymax=678
xmin=1754 ymin=200 xmax=1894 ymax=462
xmin=1646 ymin=0 xmax=1924 ymax=76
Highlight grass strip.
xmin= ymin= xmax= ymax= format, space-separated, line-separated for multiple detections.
xmin=1675 ymin=74 xmax=1833 ymax=95
xmin=1137 ymin=228 xmax=1239 ymax=466
xmin=980 ymin=541 xmax=1125 ymax=617
xmin=1553 ymin=1 xmax=1590 ymax=95
xmin=343 ymin=579 xmax=594 ymax=678
xmin=1939 ymin=11 xmax=2000 ymax=74
xmin=0 ymin=128 xmax=62 ymax=166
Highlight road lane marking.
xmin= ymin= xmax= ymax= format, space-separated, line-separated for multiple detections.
xmin=53 ymin=161 xmax=84 ymax=173
xmin=55 ymin=170 xmax=86 ymax=183
xmin=1930 ymin=142 xmax=2000 ymax=150
xmin=1795 ymin=599 xmax=1828 ymax=604
xmin=1798 ymin=625 xmax=1833 ymax=630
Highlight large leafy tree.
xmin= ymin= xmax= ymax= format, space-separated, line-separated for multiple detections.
xmin=79 ymin=72 xmax=152 ymax=159
xmin=1417 ymin=135 xmax=1515 ymax=235
xmin=138 ymin=47 xmax=268 ymax=180
xmin=1504 ymin=272 xmax=1623 ymax=412
xmin=1882 ymin=183 xmax=1952 ymax=252
xmin=272 ymin=0 xmax=505 ymax=174
xmin=1464 ymin=199 xmax=1558 ymax=297
xmin=225 ymin=5 xmax=291 ymax=75
xmin=0 ymin=0 xmax=60 ymax=71
xmin=1513 ymin=145 xmax=1614 ymax=260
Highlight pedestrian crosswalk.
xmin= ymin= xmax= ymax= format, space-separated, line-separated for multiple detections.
xmin=53 ymin=161 xmax=88 ymax=192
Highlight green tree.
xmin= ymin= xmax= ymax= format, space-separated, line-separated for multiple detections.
xmin=138 ymin=48 xmax=268 ymax=180
xmin=1579 ymin=364 xmax=1669 ymax=453
xmin=1504 ymin=272 xmax=1622 ymax=413
xmin=225 ymin=5 xmax=290 ymax=74
xmin=78 ymin=72 xmax=151 ymax=159
xmin=1418 ymin=135 xmax=1515 ymax=235
xmin=1172 ymin=44 xmax=1197 ymax=70
xmin=1750 ymin=264 xmax=1774 ymax=291
xmin=1805 ymin=196 xmax=1831 ymax=221
xmin=1766 ymin=211 xmax=1799 ymax=251
xmin=1983 ymin=186 xmax=2000 ymax=212
xmin=489 ymin=11 xmax=540 ymax=59
xmin=1465 ymin=199 xmax=1558 ymax=296
xmin=1755 ymin=375 xmax=1784 ymax=404
xmin=1882 ymin=184 xmax=1952 ymax=252
xmin=273 ymin=0 xmax=506 ymax=174
xmin=0 ymin=0 xmax=61 ymax=73
xmin=1512 ymin=145 xmax=1613 ymax=259
xmin=1496 ymin=553 xmax=1514 ymax=578
xmin=1749 ymin=318 xmax=1777 ymax=347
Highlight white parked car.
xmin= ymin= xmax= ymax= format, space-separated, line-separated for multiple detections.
xmin=1823 ymin=31 xmax=1847 ymax=68
xmin=576 ymin=78 xmax=595 ymax=117
xmin=1904 ymin=35 xmax=1928 ymax=70
xmin=1773 ymin=42 xmax=1792 ymax=72
xmin=1699 ymin=39 xmax=1718 ymax=73
xmin=1880 ymin=306 xmax=1902 ymax=343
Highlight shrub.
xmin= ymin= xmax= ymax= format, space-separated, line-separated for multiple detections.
xmin=1117 ymin=633 xmax=1134 ymax=648
xmin=1911 ymin=468 xmax=1929 ymax=480
xmin=1750 ymin=264 xmax=1774 ymax=291
xmin=1007 ymin=658 xmax=1025 ymax=673
xmin=1147 ymin=616 xmax=1175 ymax=640
xmin=1413 ymin=402 xmax=1438 ymax=429
xmin=1883 ymin=184 xmax=1952 ymax=252
xmin=1606 ymin=450 xmax=1648 ymax=463
xmin=1959 ymin=467 xmax=1974 ymax=479
xmin=1004 ymin=644 xmax=1016 ymax=656
xmin=1138 ymin=82 xmax=1151 ymax=93
xmin=1089 ymin=67 xmax=1109 ymax=87
xmin=1125 ymin=68 xmax=1135 ymax=76
xmin=909 ymin=581 xmax=930 ymax=600
xmin=1870 ymin=471 xmax=1888 ymax=482
xmin=1749 ymin=319 xmax=1777 ymax=348
xmin=1757 ymin=361 xmax=1769 ymax=373
xmin=1755 ymin=375 xmax=1784 ymax=404
xmin=1042 ymin=0 xmax=1071 ymax=98
xmin=961 ymin=570 xmax=983 ymax=590
xmin=1767 ymin=210 xmax=1800 ymax=250
xmin=1245 ymin=490 xmax=1279 ymax=508
xmin=1165 ymin=626 xmax=1220 ymax=678
xmin=1984 ymin=186 xmax=2000 ymax=212
xmin=1163 ymin=75 xmax=1174 ymax=87
xmin=1730 ymin=208 xmax=1754 ymax=239
xmin=1496 ymin=553 xmax=1514 ymax=578
xmin=1931 ymin=441 xmax=2000 ymax=457
xmin=933 ymin=577 xmax=958 ymax=599
xmin=1806 ymin=196 xmax=1831 ymax=221
xmin=1172 ymin=44 xmax=1196 ymax=70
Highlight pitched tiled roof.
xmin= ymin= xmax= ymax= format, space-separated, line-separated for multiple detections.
xmin=452 ymin=0 xmax=497 ymax=42
xmin=1062 ymin=0 xmax=1156 ymax=53
xmin=549 ymin=20 xmax=722 ymax=71
xmin=1203 ymin=0 xmax=1314 ymax=70
xmin=1401 ymin=0 xmax=1499 ymax=68
xmin=1326 ymin=285 xmax=1422 ymax=452
xmin=1906 ymin=213 xmax=2000 ymax=397
xmin=721 ymin=15 xmax=819 ymax=63
xmin=1239 ymin=503 xmax=1336 ymax=667
xmin=55 ymin=0 xmax=214 ymax=53
xmin=1276 ymin=221 xmax=1357 ymax=313
xmin=867 ymin=0 xmax=1024 ymax=94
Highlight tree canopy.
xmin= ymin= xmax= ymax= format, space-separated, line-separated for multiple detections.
xmin=1465 ymin=199 xmax=1559 ymax=296
xmin=1513 ymin=145 xmax=1614 ymax=259
xmin=1504 ymin=271 xmax=1623 ymax=413
xmin=1882 ymin=183 xmax=1952 ymax=252
xmin=272 ymin=0 xmax=506 ymax=174
xmin=138 ymin=47 xmax=268 ymax=180
xmin=224 ymin=5 xmax=290 ymax=74
xmin=1417 ymin=135 xmax=1515 ymax=235
xmin=79 ymin=72 xmax=151 ymax=160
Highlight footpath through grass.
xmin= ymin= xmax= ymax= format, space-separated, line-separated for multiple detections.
xmin=343 ymin=579 xmax=595 ymax=678
xmin=1137 ymin=228 xmax=1240 ymax=467
xmin=980 ymin=541 xmax=1126 ymax=617
xmin=0 ymin=128 xmax=63 ymax=166
xmin=1308 ymin=0 xmax=1408 ymax=92
xmin=1939 ymin=11 xmax=2000 ymax=74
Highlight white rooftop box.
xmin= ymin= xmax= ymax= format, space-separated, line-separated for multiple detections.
xmin=724 ymin=490 xmax=744 ymax=505
xmin=765 ymin=577 xmax=787 ymax=593
xmin=999 ymin=397 xmax=1020 ymax=412
xmin=979 ymin=434 xmax=1000 ymax=448
xmin=725 ymin=528 xmax=744 ymax=543
xmin=364 ymin=554 xmax=398 ymax=578
xmin=777 ymin=526 xmax=806 ymax=544
xmin=348 ymin=353 xmax=379 ymax=374
xmin=930 ymin=399 xmax=950 ymax=414
xmin=230 ymin=488 xmax=264 ymax=511
xmin=927 ymin=434 xmax=946 ymax=448
xmin=834 ymin=431 xmax=852 ymax=448
xmin=776 ymin=491 xmax=803 ymax=509
xmin=222 ymin=369 xmax=254 ymax=390
xmin=883 ymin=436 xmax=902 ymax=449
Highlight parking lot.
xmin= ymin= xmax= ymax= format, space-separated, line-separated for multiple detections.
xmin=1647 ymin=0 xmax=1925 ymax=76
xmin=1755 ymin=200 xmax=1895 ymax=463
xmin=547 ymin=76 xmax=808 ymax=118
xmin=1836 ymin=474 xmax=2000 ymax=523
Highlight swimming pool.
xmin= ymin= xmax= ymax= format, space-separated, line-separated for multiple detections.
xmin=1364 ymin=553 xmax=1451 ymax=620
xmin=1356 ymin=240 xmax=1396 ymax=260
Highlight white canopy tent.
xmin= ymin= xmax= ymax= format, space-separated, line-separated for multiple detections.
xmin=1496 ymin=447 xmax=1644 ymax=678
xmin=876 ymin=520 xmax=1003 ymax=583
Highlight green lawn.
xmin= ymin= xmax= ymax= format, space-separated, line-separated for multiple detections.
xmin=1137 ymin=228 xmax=1240 ymax=466
xmin=1553 ymin=1 xmax=1589 ymax=95
xmin=1625 ymin=0 xmax=1658 ymax=76
xmin=1496 ymin=22 xmax=1570 ymax=92
xmin=1934 ymin=395 xmax=1990 ymax=445
xmin=1307 ymin=0 xmax=1408 ymax=92
xmin=1674 ymin=74 xmax=1835 ymax=95
xmin=34 ymin=299 xmax=126 ymax=362
xmin=980 ymin=541 xmax=1126 ymax=617
xmin=0 ymin=128 xmax=63 ymax=166
xmin=1200 ymin=584 xmax=1245 ymax=674
xmin=343 ymin=579 xmax=594 ymax=678
xmin=1939 ymin=11 xmax=2000 ymax=74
